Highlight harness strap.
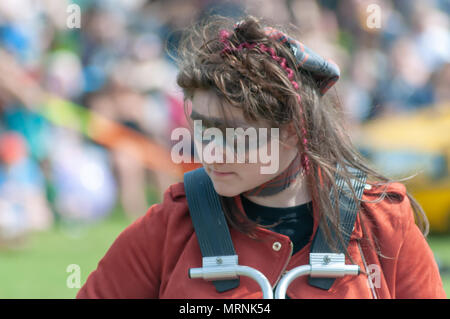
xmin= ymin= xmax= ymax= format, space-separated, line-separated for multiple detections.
xmin=308 ymin=164 xmax=367 ymax=290
xmin=184 ymin=167 xmax=240 ymax=292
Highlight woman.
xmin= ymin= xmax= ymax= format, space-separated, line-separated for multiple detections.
xmin=77 ymin=15 xmax=446 ymax=299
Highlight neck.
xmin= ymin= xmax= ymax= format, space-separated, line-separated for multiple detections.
xmin=243 ymin=173 xmax=311 ymax=208
xmin=243 ymin=151 xmax=305 ymax=196
xmin=242 ymin=155 xmax=311 ymax=208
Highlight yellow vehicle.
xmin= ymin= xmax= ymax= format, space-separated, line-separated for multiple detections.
xmin=356 ymin=102 xmax=450 ymax=233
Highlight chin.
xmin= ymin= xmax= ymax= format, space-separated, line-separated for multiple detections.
xmin=210 ymin=181 xmax=242 ymax=197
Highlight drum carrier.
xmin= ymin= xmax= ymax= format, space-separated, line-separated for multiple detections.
xmin=184 ymin=164 xmax=366 ymax=299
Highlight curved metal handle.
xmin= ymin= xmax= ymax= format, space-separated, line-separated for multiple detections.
xmin=275 ymin=263 xmax=360 ymax=299
xmin=189 ymin=253 xmax=360 ymax=299
xmin=274 ymin=265 xmax=311 ymax=299
xmin=189 ymin=265 xmax=274 ymax=299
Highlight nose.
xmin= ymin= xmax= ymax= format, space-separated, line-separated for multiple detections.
xmin=208 ymin=140 xmax=228 ymax=164
xmin=197 ymin=135 xmax=230 ymax=165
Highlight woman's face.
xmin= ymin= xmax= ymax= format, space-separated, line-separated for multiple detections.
xmin=189 ymin=89 xmax=299 ymax=197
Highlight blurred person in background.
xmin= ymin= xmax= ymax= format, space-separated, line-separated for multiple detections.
xmin=86 ymin=80 xmax=152 ymax=220
xmin=0 ymin=131 xmax=53 ymax=248
xmin=379 ymin=36 xmax=435 ymax=114
xmin=47 ymin=127 xmax=117 ymax=227
xmin=432 ymin=62 xmax=450 ymax=103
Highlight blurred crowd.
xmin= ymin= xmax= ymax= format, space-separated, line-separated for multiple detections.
xmin=0 ymin=0 xmax=449 ymax=246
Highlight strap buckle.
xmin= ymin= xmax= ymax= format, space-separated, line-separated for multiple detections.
xmin=189 ymin=255 xmax=239 ymax=281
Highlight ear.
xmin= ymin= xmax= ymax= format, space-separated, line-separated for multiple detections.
xmin=280 ymin=122 xmax=299 ymax=149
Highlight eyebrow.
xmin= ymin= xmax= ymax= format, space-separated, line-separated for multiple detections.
xmin=189 ymin=110 xmax=249 ymax=128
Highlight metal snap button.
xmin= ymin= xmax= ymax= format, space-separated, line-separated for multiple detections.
xmin=272 ymin=241 xmax=282 ymax=251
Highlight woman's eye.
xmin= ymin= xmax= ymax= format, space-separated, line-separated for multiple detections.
xmin=193 ymin=124 xmax=270 ymax=153
xmin=194 ymin=124 xmax=227 ymax=145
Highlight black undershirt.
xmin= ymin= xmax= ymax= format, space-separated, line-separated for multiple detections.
xmin=240 ymin=195 xmax=314 ymax=255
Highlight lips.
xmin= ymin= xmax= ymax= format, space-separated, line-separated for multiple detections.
xmin=211 ymin=170 xmax=234 ymax=177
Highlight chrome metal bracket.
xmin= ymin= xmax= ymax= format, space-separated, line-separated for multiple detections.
xmin=190 ymin=255 xmax=239 ymax=281
xmin=188 ymin=255 xmax=274 ymax=299
xmin=274 ymin=253 xmax=360 ymax=299
xmin=309 ymin=253 xmax=359 ymax=277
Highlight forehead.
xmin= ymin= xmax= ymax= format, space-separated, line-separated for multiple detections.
xmin=191 ymin=89 xmax=242 ymax=120
xmin=190 ymin=89 xmax=268 ymax=128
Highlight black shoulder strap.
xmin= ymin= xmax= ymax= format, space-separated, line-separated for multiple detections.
xmin=183 ymin=167 xmax=240 ymax=292
xmin=308 ymin=164 xmax=367 ymax=290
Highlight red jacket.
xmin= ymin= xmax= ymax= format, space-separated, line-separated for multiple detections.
xmin=76 ymin=181 xmax=446 ymax=299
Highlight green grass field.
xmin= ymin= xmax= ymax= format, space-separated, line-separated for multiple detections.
xmin=0 ymin=212 xmax=129 ymax=298
xmin=1 ymin=213 xmax=449 ymax=298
